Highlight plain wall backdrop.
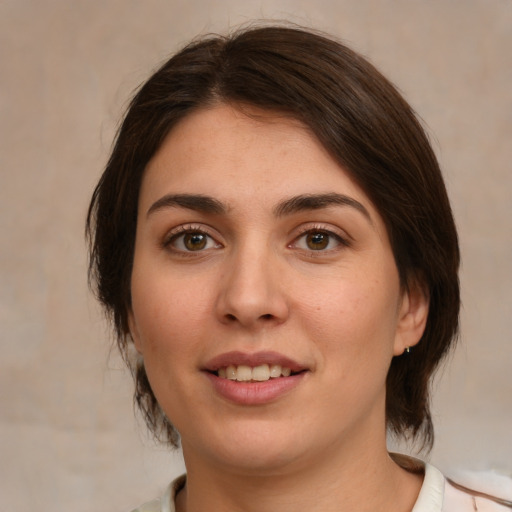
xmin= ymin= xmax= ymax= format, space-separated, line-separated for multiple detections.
xmin=0 ymin=1 xmax=511 ymax=510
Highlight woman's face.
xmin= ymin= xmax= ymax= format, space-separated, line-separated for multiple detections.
xmin=129 ymin=104 xmax=427 ymax=473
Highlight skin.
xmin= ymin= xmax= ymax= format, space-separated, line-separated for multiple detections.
xmin=129 ymin=103 xmax=429 ymax=512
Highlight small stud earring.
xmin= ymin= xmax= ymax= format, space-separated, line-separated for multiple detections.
xmin=405 ymin=347 xmax=410 ymax=354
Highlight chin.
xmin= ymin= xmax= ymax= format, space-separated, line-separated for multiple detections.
xmin=186 ymin=421 xmax=310 ymax=474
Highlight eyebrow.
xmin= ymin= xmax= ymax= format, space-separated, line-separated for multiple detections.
xmin=147 ymin=192 xmax=371 ymax=223
xmin=273 ymin=193 xmax=372 ymax=223
xmin=147 ymin=194 xmax=227 ymax=217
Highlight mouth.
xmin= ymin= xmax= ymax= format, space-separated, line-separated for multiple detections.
xmin=203 ymin=351 xmax=308 ymax=384
xmin=215 ymin=363 xmax=298 ymax=382
xmin=203 ymin=351 xmax=307 ymax=405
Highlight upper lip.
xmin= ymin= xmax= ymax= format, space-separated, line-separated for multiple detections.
xmin=203 ymin=351 xmax=306 ymax=373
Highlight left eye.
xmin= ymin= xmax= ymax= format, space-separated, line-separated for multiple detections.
xmin=168 ymin=231 xmax=219 ymax=252
xmin=294 ymin=230 xmax=343 ymax=251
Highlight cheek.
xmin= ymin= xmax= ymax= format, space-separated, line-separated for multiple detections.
xmin=300 ymin=281 xmax=399 ymax=420
xmin=129 ymin=275 xmax=212 ymax=417
xmin=130 ymin=268 xmax=212 ymax=363
xmin=298 ymin=274 xmax=400 ymax=364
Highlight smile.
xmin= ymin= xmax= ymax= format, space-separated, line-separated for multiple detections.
xmin=217 ymin=364 xmax=293 ymax=381
xmin=203 ymin=351 xmax=307 ymax=404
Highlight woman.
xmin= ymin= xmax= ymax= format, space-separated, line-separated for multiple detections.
xmin=87 ymin=25 xmax=511 ymax=511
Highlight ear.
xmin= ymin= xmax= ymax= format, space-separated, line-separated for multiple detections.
xmin=127 ymin=310 xmax=144 ymax=355
xmin=393 ymin=278 xmax=429 ymax=356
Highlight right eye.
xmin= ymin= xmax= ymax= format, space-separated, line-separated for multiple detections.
xmin=166 ymin=228 xmax=221 ymax=252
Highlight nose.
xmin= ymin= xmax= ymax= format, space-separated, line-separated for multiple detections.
xmin=215 ymin=244 xmax=290 ymax=329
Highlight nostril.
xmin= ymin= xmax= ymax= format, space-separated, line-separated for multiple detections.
xmin=261 ymin=314 xmax=273 ymax=320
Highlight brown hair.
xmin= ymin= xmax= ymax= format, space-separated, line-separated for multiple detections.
xmin=87 ymin=25 xmax=460 ymax=449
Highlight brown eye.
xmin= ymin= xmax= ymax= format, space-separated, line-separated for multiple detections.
xmin=292 ymin=229 xmax=346 ymax=252
xmin=183 ymin=232 xmax=207 ymax=251
xmin=306 ymin=232 xmax=330 ymax=250
xmin=167 ymin=229 xmax=220 ymax=252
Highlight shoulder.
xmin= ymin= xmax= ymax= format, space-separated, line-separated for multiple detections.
xmin=129 ymin=474 xmax=186 ymax=512
xmin=392 ymin=454 xmax=512 ymax=512
xmin=444 ymin=471 xmax=512 ymax=511
xmin=130 ymin=498 xmax=161 ymax=512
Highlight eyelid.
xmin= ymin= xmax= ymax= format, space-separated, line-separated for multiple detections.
xmin=162 ymin=223 xmax=223 ymax=252
xmin=289 ymin=223 xmax=351 ymax=251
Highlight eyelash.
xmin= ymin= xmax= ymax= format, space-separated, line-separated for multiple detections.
xmin=163 ymin=224 xmax=221 ymax=254
xmin=290 ymin=225 xmax=350 ymax=253
xmin=162 ymin=224 xmax=350 ymax=255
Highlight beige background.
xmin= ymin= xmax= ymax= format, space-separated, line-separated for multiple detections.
xmin=1 ymin=1 xmax=511 ymax=510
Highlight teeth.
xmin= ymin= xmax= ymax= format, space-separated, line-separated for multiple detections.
xmin=237 ymin=365 xmax=252 ymax=381
xmin=226 ymin=365 xmax=237 ymax=380
xmin=216 ymin=364 xmax=293 ymax=381
xmin=252 ymin=364 xmax=270 ymax=381
xmin=269 ymin=364 xmax=282 ymax=378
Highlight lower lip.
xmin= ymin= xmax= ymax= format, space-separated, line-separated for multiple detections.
xmin=204 ymin=372 xmax=305 ymax=405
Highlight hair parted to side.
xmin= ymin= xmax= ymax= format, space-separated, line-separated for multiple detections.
xmin=87 ymin=24 xmax=460 ymax=450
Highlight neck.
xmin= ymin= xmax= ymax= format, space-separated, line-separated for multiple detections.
xmin=176 ymin=432 xmax=422 ymax=512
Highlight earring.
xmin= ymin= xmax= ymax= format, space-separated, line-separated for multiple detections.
xmin=405 ymin=347 xmax=411 ymax=354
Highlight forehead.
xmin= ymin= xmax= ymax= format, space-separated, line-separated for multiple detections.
xmin=139 ymin=103 xmax=378 ymax=222
xmin=147 ymin=105 xmax=323 ymax=178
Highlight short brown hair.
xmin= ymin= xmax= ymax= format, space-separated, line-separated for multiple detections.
xmin=87 ymin=25 xmax=460 ymax=450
